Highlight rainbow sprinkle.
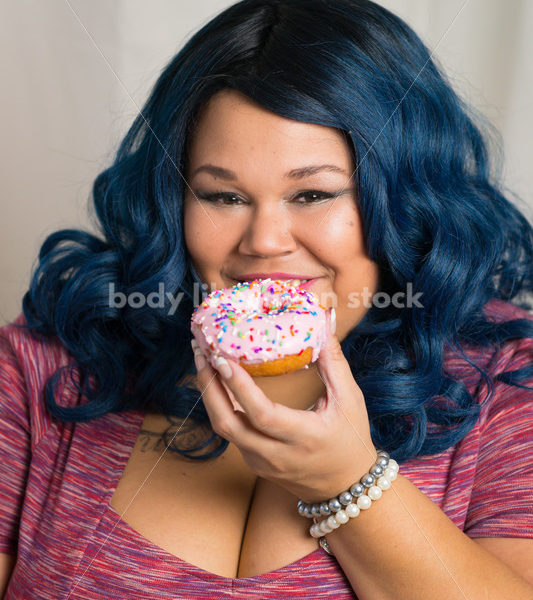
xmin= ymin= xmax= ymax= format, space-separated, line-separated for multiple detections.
xmin=191 ymin=278 xmax=325 ymax=365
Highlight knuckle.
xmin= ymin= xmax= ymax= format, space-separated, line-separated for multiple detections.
xmin=254 ymin=411 xmax=272 ymax=429
xmin=329 ymin=342 xmax=346 ymax=362
xmin=300 ymin=427 xmax=321 ymax=452
xmin=212 ymin=418 xmax=233 ymax=439
xmin=300 ymin=419 xmax=318 ymax=451
xmin=264 ymin=451 xmax=283 ymax=475
xmin=233 ymin=379 xmax=248 ymax=396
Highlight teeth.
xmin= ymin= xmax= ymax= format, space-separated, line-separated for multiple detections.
xmin=236 ymin=278 xmax=309 ymax=287
xmin=288 ymin=279 xmax=308 ymax=287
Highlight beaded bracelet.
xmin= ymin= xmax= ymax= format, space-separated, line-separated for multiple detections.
xmin=297 ymin=450 xmax=395 ymax=519
xmin=296 ymin=450 xmax=400 ymax=547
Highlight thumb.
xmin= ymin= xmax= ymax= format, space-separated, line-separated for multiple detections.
xmin=317 ymin=308 xmax=363 ymax=402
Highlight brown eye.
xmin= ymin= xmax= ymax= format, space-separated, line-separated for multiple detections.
xmin=194 ymin=189 xmax=339 ymax=206
xmin=195 ymin=191 xmax=245 ymax=205
xmin=294 ymin=190 xmax=336 ymax=204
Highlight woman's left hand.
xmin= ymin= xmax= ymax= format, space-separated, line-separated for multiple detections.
xmin=193 ymin=310 xmax=377 ymax=502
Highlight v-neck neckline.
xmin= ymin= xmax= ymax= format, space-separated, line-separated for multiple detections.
xmin=98 ymin=409 xmax=327 ymax=585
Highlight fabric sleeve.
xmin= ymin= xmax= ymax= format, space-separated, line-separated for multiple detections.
xmin=0 ymin=325 xmax=31 ymax=555
xmin=464 ymin=336 xmax=533 ymax=538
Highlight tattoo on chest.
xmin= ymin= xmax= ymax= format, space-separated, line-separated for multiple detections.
xmin=138 ymin=415 xmax=214 ymax=455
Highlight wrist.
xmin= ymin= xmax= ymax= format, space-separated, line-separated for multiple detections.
xmin=295 ymin=449 xmax=400 ymax=552
xmin=297 ymin=449 xmax=392 ymax=518
xmin=300 ymin=446 xmax=380 ymax=504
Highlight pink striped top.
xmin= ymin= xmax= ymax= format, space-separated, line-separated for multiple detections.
xmin=1 ymin=298 xmax=532 ymax=599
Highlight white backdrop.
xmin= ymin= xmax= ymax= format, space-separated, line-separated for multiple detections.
xmin=1 ymin=0 xmax=532 ymax=325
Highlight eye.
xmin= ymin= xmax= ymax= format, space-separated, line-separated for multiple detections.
xmin=193 ymin=189 xmax=341 ymax=206
xmin=293 ymin=190 xmax=337 ymax=204
xmin=194 ymin=191 xmax=246 ymax=205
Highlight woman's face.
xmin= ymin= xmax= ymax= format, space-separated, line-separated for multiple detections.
xmin=184 ymin=89 xmax=379 ymax=340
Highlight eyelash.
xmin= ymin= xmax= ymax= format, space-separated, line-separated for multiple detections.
xmin=194 ymin=189 xmax=339 ymax=206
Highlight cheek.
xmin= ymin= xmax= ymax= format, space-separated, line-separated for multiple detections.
xmin=183 ymin=201 xmax=236 ymax=266
xmin=184 ymin=202 xmax=212 ymax=263
xmin=310 ymin=204 xmax=367 ymax=265
xmin=316 ymin=204 xmax=379 ymax=296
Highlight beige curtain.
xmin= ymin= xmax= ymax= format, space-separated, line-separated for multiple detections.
xmin=1 ymin=0 xmax=531 ymax=324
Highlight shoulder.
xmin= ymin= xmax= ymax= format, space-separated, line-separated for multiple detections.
xmin=0 ymin=312 xmax=86 ymax=446
xmin=481 ymin=298 xmax=533 ymax=377
xmin=474 ymin=300 xmax=532 ymax=430
xmin=443 ymin=298 xmax=533 ymax=380
xmin=482 ymin=297 xmax=533 ymax=323
xmin=440 ymin=299 xmax=532 ymax=430
xmin=0 ymin=312 xmax=73 ymax=383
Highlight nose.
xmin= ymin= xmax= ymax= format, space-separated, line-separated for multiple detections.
xmin=238 ymin=203 xmax=297 ymax=257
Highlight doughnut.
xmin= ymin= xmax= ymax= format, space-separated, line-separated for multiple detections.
xmin=191 ymin=278 xmax=328 ymax=376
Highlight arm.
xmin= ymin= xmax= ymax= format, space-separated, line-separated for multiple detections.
xmin=0 ymin=554 xmax=16 ymax=599
xmin=472 ymin=538 xmax=533 ymax=585
xmin=0 ymin=325 xmax=32 ymax=595
xmin=326 ymin=472 xmax=533 ymax=599
xmin=193 ymin=315 xmax=533 ymax=599
xmin=329 ymin=332 xmax=533 ymax=598
xmin=327 ymin=332 xmax=533 ymax=598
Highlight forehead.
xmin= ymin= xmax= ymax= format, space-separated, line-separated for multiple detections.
xmin=187 ymin=89 xmax=352 ymax=172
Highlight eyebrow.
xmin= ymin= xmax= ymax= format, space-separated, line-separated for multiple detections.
xmin=191 ymin=163 xmax=347 ymax=180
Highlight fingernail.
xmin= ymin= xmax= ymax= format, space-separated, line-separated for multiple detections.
xmin=191 ymin=338 xmax=199 ymax=350
xmin=193 ymin=348 xmax=207 ymax=371
xmin=215 ymin=356 xmax=232 ymax=380
xmin=330 ymin=307 xmax=336 ymax=335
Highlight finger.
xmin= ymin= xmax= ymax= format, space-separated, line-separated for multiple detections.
xmin=316 ymin=308 xmax=365 ymax=407
xmin=192 ymin=343 xmax=277 ymax=450
xmin=192 ymin=342 xmax=247 ymax=428
xmin=192 ymin=343 xmax=244 ymax=412
xmin=211 ymin=354 xmax=316 ymax=442
xmin=221 ymin=382 xmax=246 ymax=413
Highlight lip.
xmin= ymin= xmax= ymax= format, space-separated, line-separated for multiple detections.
xmin=298 ymin=279 xmax=318 ymax=290
xmin=233 ymin=272 xmax=318 ymax=281
xmin=231 ymin=273 xmax=321 ymax=290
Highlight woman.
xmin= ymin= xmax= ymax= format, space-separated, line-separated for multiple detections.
xmin=1 ymin=0 xmax=533 ymax=598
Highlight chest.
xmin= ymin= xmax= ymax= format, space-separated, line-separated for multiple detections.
xmin=109 ymin=415 xmax=318 ymax=579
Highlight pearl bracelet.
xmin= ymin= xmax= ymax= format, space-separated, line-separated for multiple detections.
xmin=309 ymin=459 xmax=398 ymax=541
xmin=295 ymin=450 xmax=400 ymax=546
xmin=297 ymin=450 xmax=395 ymax=520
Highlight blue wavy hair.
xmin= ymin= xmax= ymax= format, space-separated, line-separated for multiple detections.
xmin=18 ymin=0 xmax=533 ymax=461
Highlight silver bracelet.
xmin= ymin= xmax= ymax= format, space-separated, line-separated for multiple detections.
xmin=309 ymin=454 xmax=399 ymax=544
xmin=297 ymin=450 xmax=392 ymax=519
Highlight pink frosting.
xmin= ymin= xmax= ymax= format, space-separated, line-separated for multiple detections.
xmin=191 ymin=278 xmax=328 ymax=368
